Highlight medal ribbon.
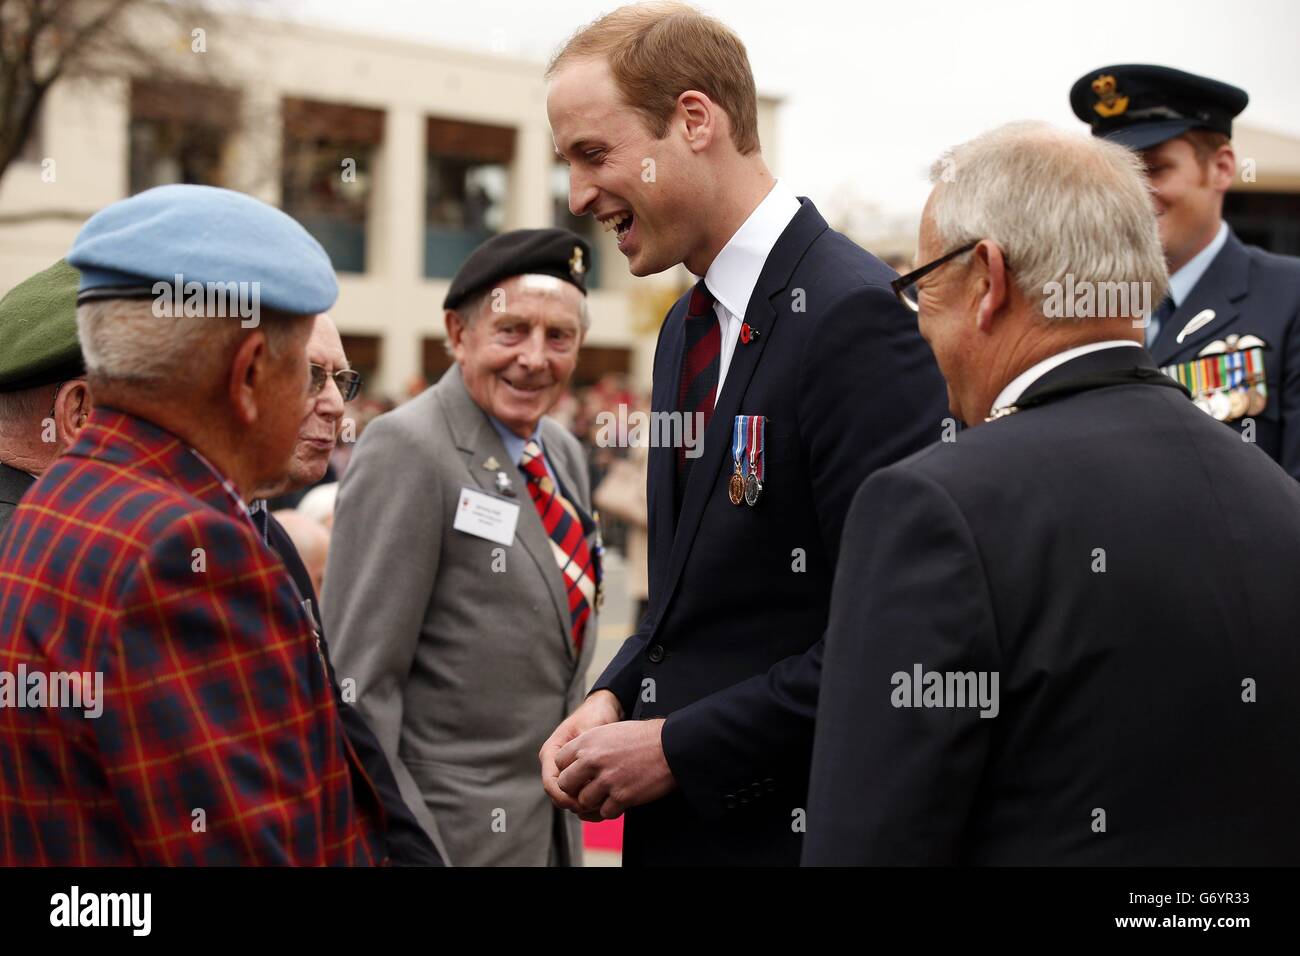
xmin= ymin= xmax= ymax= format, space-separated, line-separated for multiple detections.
xmin=733 ymin=415 xmax=748 ymax=476
xmin=748 ymin=415 xmax=765 ymax=483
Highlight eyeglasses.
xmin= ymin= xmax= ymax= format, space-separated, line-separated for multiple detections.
xmin=889 ymin=241 xmax=979 ymax=313
xmin=309 ymin=364 xmax=362 ymax=402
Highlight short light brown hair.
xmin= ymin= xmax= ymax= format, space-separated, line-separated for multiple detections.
xmin=1180 ymin=128 xmax=1231 ymax=167
xmin=547 ymin=2 xmax=761 ymax=155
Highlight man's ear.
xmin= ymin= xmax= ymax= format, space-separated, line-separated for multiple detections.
xmin=446 ymin=309 xmax=470 ymax=360
xmin=677 ymin=89 xmax=716 ymax=153
xmin=973 ymin=239 xmax=1010 ymax=334
xmin=228 ymin=331 xmax=269 ymax=426
xmin=54 ymin=379 xmax=92 ymax=449
xmin=1209 ymin=143 xmax=1236 ymax=193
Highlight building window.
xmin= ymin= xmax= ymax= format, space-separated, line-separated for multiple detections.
xmin=129 ymin=80 xmax=239 ymax=193
xmin=424 ymin=117 xmax=514 ymax=278
xmin=282 ymin=98 xmax=383 ymax=274
xmin=552 ymin=161 xmax=602 ymax=288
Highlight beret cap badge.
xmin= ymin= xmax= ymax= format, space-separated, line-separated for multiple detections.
xmin=1092 ymin=74 xmax=1129 ymax=118
xmin=570 ymin=245 xmax=586 ymax=280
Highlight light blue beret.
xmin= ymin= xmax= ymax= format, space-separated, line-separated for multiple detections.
xmin=67 ymin=184 xmax=337 ymax=316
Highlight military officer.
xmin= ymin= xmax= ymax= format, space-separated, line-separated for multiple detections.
xmin=1072 ymin=64 xmax=1300 ymax=479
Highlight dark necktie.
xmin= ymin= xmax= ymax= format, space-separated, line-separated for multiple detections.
xmin=1148 ymin=293 xmax=1175 ymax=348
xmin=676 ymin=280 xmax=720 ymax=496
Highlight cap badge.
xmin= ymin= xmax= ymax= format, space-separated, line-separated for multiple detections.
xmin=1091 ymin=74 xmax=1129 ymax=118
xmin=570 ymin=245 xmax=586 ymax=279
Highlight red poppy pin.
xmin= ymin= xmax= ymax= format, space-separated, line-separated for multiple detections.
xmin=740 ymin=322 xmax=757 ymax=344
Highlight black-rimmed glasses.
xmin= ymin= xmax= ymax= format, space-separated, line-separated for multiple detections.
xmin=890 ymin=240 xmax=979 ymax=313
xmin=310 ymin=364 xmax=362 ymax=402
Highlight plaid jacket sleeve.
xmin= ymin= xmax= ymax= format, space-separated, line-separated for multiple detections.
xmin=94 ymin=508 xmax=371 ymax=865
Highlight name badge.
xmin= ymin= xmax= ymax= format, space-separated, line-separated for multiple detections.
xmin=453 ymin=486 xmax=520 ymax=546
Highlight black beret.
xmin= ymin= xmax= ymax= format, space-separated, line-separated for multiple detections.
xmin=443 ymin=228 xmax=591 ymax=311
xmin=1070 ymin=64 xmax=1248 ymax=150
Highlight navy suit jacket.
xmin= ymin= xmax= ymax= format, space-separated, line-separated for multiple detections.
xmin=591 ymin=198 xmax=947 ymax=865
xmin=805 ymin=345 xmax=1300 ymax=864
xmin=1150 ymin=229 xmax=1300 ymax=480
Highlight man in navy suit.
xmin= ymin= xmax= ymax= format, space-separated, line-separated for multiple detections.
xmin=541 ymin=2 xmax=946 ymax=865
xmin=1072 ymin=65 xmax=1300 ymax=480
xmin=805 ymin=122 xmax=1300 ymax=865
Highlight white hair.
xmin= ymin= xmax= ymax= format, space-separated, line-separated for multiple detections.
xmin=444 ymin=272 xmax=591 ymax=355
xmin=77 ymin=298 xmax=299 ymax=389
xmin=927 ymin=121 xmax=1169 ymax=318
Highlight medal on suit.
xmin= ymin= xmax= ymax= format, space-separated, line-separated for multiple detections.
xmin=1161 ymin=336 xmax=1269 ymax=423
xmin=744 ymin=414 xmax=765 ymax=507
xmin=728 ymin=415 xmax=747 ymax=505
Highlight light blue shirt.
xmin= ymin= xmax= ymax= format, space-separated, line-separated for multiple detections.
xmin=488 ymin=415 xmax=555 ymax=484
xmin=1169 ymin=221 xmax=1229 ymax=308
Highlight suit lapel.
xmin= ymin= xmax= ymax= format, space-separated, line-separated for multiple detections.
xmin=649 ymin=304 xmax=686 ymax=563
xmin=0 ymin=463 xmax=36 ymax=508
xmin=1151 ymin=232 xmax=1250 ymax=363
xmin=654 ymin=198 xmax=829 ymax=627
xmin=437 ymin=366 xmax=574 ymax=657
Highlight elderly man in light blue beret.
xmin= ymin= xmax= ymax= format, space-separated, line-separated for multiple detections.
xmin=0 ymin=184 xmax=388 ymax=865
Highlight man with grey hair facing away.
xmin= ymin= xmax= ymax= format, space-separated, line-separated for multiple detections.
xmin=804 ymin=122 xmax=1300 ymax=866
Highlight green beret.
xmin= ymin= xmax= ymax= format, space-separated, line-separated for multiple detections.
xmin=0 ymin=259 xmax=84 ymax=392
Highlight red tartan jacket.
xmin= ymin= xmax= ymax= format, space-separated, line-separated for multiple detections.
xmin=0 ymin=408 xmax=385 ymax=865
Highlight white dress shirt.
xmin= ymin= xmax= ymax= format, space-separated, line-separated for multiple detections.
xmin=700 ymin=179 xmax=801 ymax=405
xmin=990 ymin=340 xmax=1142 ymax=416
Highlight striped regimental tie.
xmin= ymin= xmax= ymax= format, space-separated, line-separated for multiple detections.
xmin=519 ymin=440 xmax=595 ymax=651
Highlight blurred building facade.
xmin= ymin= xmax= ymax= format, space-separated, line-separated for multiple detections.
xmin=0 ymin=9 xmax=782 ymax=399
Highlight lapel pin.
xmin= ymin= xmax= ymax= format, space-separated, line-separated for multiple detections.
xmin=495 ymin=471 xmax=516 ymax=497
xmin=483 ymin=456 xmax=500 ymax=471
xmin=1175 ymin=309 xmax=1216 ymax=344
xmin=740 ymin=322 xmax=759 ymax=344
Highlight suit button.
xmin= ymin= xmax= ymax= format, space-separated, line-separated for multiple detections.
xmin=647 ymin=644 xmax=665 ymax=663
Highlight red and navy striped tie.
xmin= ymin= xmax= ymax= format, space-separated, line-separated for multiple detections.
xmin=677 ymin=280 xmax=720 ymax=494
xmin=519 ymin=440 xmax=594 ymax=651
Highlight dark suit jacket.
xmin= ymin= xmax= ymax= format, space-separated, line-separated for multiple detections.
xmin=258 ymin=509 xmax=444 ymax=866
xmin=0 ymin=462 xmax=35 ymax=537
xmin=592 ymin=198 xmax=947 ymax=865
xmin=1150 ymin=229 xmax=1300 ymax=480
xmin=804 ymin=345 xmax=1300 ymax=865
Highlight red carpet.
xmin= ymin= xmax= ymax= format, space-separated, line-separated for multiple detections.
xmin=582 ymin=817 xmax=624 ymax=851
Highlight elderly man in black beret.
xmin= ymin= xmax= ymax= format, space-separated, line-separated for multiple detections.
xmin=0 ymin=260 xmax=92 ymax=535
xmin=325 ymin=228 xmax=602 ymax=866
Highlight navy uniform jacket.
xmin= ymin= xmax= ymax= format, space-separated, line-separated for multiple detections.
xmin=258 ymin=509 xmax=444 ymax=866
xmin=1150 ymin=229 xmax=1300 ymax=480
xmin=591 ymin=199 xmax=947 ymax=865
xmin=805 ymin=345 xmax=1300 ymax=865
